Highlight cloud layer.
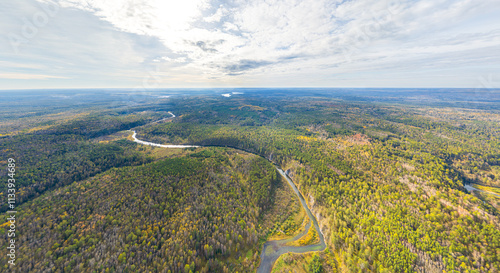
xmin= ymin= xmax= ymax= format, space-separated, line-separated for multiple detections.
xmin=1 ymin=0 xmax=500 ymax=88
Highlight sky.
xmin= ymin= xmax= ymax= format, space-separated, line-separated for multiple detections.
xmin=1 ymin=0 xmax=500 ymax=89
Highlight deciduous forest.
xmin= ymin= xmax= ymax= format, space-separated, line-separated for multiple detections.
xmin=1 ymin=89 xmax=499 ymax=272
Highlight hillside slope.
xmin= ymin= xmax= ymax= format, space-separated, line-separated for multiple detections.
xmin=0 ymin=147 xmax=302 ymax=272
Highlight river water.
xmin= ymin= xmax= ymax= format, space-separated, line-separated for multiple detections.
xmin=257 ymin=167 xmax=326 ymax=273
xmin=130 ymin=117 xmax=326 ymax=273
xmin=130 ymin=130 xmax=199 ymax=148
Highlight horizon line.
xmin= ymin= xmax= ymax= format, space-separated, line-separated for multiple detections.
xmin=1 ymin=87 xmax=499 ymax=92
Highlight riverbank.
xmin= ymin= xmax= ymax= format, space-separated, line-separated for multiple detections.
xmin=128 ymin=115 xmax=327 ymax=273
xmin=465 ymin=184 xmax=500 ymax=198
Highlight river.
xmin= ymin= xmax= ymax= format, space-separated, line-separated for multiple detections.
xmin=257 ymin=167 xmax=326 ymax=273
xmin=130 ymin=114 xmax=326 ymax=273
xmin=130 ymin=130 xmax=199 ymax=148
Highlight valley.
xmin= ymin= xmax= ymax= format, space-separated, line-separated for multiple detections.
xmin=1 ymin=89 xmax=500 ymax=272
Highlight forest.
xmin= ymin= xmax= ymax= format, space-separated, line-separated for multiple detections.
xmin=0 ymin=146 xmax=299 ymax=272
xmin=1 ymin=89 xmax=499 ymax=272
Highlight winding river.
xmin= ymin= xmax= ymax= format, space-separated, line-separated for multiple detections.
xmin=130 ymin=130 xmax=199 ymax=148
xmin=130 ymin=115 xmax=326 ymax=273
xmin=257 ymin=167 xmax=326 ymax=273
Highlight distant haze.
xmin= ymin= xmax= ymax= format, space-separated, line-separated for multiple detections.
xmin=1 ymin=0 xmax=500 ymax=89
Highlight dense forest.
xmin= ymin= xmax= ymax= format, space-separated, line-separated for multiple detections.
xmin=0 ymin=112 xmax=158 ymax=212
xmin=1 ymin=89 xmax=499 ymax=272
xmin=136 ymin=94 xmax=500 ymax=272
xmin=0 ymin=145 xmax=304 ymax=272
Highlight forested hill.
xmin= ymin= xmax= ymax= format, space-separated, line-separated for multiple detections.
xmin=1 ymin=89 xmax=499 ymax=272
xmin=138 ymin=94 xmax=500 ymax=272
xmin=0 ymin=147 xmax=301 ymax=272
xmin=0 ymin=112 xmax=158 ymax=212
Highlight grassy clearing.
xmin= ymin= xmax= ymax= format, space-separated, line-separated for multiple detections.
xmin=268 ymin=206 xmax=308 ymax=241
xmin=286 ymin=222 xmax=319 ymax=247
xmin=271 ymin=250 xmax=338 ymax=273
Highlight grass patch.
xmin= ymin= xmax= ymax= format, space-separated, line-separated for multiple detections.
xmin=286 ymin=223 xmax=319 ymax=247
xmin=271 ymin=251 xmax=336 ymax=273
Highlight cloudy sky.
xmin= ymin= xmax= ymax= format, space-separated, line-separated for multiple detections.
xmin=1 ymin=0 xmax=500 ymax=89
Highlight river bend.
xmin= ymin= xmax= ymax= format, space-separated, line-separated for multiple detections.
xmin=130 ymin=114 xmax=326 ymax=273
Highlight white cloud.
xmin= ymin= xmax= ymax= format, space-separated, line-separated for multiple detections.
xmin=0 ymin=73 xmax=69 ymax=79
xmin=204 ymin=5 xmax=228 ymax=23
xmin=2 ymin=0 xmax=500 ymax=88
